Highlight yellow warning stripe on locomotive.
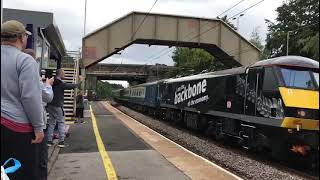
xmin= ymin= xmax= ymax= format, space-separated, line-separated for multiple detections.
xmin=281 ymin=117 xmax=319 ymax=131
xmin=279 ymin=87 xmax=319 ymax=109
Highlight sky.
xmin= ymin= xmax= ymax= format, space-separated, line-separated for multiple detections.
xmin=3 ymin=0 xmax=285 ymax=87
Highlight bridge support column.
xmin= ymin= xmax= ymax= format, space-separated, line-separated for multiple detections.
xmin=86 ymin=75 xmax=97 ymax=101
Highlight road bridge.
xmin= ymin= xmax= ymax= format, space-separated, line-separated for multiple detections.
xmin=85 ymin=63 xmax=175 ymax=91
xmin=82 ymin=11 xmax=261 ymax=69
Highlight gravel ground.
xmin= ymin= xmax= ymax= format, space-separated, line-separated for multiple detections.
xmin=111 ymin=102 xmax=312 ymax=180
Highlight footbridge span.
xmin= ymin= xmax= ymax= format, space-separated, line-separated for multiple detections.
xmin=82 ymin=12 xmax=261 ymax=69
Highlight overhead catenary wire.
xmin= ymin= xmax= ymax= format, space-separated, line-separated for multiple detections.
xmin=145 ymin=0 xmax=267 ymax=65
xmin=180 ymin=0 xmax=247 ymax=43
xmin=110 ymin=58 xmax=123 ymax=73
xmin=150 ymin=44 xmax=255 ymax=65
xmin=190 ymin=0 xmax=266 ymax=41
xmin=287 ymin=22 xmax=319 ymax=34
xmin=139 ymin=41 xmax=258 ymax=78
xmin=228 ymin=0 xmax=264 ymax=20
xmin=142 ymin=0 xmax=248 ymax=65
xmin=199 ymin=23 xmax=320 ymax=62
xmin=131 ymin=0 xmax=159 ymax=40
xmin=145 ymin=47 xmax=257 ymax=79
xmin=263 ymin=22 xmax=319 ymax=38
xmin=217 ymin=0 xmax=246 ymax=18
xmin=117 ymin=0 xmax=159 ymax=74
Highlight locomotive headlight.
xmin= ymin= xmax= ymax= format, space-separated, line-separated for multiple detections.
xmin=297 ymin=110 xmax=306 ymax=118
xmin=296 ymin=124 xmax=301 ymax=131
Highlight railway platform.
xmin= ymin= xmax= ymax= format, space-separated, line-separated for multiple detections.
xmin=48 ymin=101 xmax=241 ymax=180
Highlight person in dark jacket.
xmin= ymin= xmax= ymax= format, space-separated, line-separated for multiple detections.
xmin=75 ymin=91 xmax=85 ymax=123
xmin=46 ymin=69 xmax=84 ymax=148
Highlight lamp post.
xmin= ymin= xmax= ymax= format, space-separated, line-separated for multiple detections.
xmin=286 ymin=31 xmax=292 ymax=56
xmin=84 ymin=0 xmax=87 ymax=36
xmin=232 ymin=13 xmax=245 ymax=32
xmin=81 ymin=0 xmax=88 ymax=91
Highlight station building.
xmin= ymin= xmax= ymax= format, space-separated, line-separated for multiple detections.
xmin=3 ymin=8 xmax=66 ymax=70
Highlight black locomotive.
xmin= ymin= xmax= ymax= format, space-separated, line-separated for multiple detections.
xmin=114 ymin=56 xmax=319 ymax=168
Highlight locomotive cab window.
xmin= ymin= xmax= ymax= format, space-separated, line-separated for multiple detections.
xmin=279 ymin=67 xmax=318 ymax=90
xmin=263 ymin=67 xmax=279 ymax=92
xmin=313 ymin=72 xmax=319 ymax=87
xmin=246 ymin=67 xmax=264 ymax=92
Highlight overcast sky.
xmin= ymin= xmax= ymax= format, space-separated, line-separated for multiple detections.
xmin=4 ymin=0 xmax=284 ymax=87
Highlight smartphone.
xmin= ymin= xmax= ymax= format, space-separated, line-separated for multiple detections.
xmin=41 ymin=70 xmax=46 ymax=81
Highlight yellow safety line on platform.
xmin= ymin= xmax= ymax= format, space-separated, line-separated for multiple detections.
xmin=89 ymin=105 xmax=118 ymax=180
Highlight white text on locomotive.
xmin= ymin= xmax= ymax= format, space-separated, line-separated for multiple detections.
xmin=174 ymin=79 xmax=207 ymax=105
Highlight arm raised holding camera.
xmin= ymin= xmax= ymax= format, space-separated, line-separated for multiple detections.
xmin=61 ymin=75 xmax=85 ymax=90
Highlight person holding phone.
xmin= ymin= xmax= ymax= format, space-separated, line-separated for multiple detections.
xmin=23 ymin=48 xmax=54 ymax=180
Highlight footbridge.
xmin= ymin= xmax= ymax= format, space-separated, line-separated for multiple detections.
xmin=82 ymin=12 xmax=261 ymax=69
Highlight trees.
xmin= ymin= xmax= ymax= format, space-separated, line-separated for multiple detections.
xmin=265 ymin=0 xmax=319 ymax=60
xmin=96 ymin=81 xmax=124 ymax=99
xmin=298 ymin=32 xmax=319 ymax=60
xmin=249 ymin=27 xmax=264 ymax=50
xmin=249 ymin=27 xmax=269 ymax=60
xmin=169 ymin=48 xmax=225 ymax=77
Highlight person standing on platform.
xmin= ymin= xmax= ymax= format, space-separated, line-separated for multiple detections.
xmin=23 ymin=48 xmax=54 ymax=180
xmin=83 ymin=90 xmax=89 ymax=109
xmin=75 ymin=91 xmax=86 ymax=123
xmin=46 ymin=69 xmax=84 ymax=148
xmin=1 ymin=20 xmax=44 ymax=180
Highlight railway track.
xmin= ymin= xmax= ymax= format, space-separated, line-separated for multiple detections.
xmin=276 ymin=164 xmax=318 ymax=180
xmin=197 ymin=129 xmax=319 ymax=179
xmin=111 ymin=101 xmax=319 ymax=180
xmin=177 ymin=125 xmax=319 ymax=180
xmin=204 ymin=136 xmax=319 ymax=180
